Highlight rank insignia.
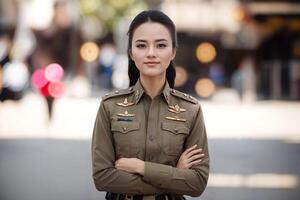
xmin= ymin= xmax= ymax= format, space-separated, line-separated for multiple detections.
xmin=117 ymin=110 xmax=135 ymax=117
xmin=116 ymin=98 xmax=134 ymax=107
xmin=165 ymin=116 xmax=187 ymax=122
xmin=168 ymin=104 xmax=186 ymax=114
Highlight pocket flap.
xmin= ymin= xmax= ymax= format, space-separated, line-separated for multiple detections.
xmin=111 ymin=122 xmax=140 ymax=134
xmin=162 ymin=122 xmax=189 ymax=135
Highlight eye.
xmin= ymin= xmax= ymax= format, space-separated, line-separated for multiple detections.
xmin=136 ymin=44 xmax=146 ymax=48
xmin=157 ymin=43 xmax=167 ymax=48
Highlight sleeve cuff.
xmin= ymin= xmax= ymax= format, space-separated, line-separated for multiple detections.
xmin=142 ymin=161 xmax=173 ymax=188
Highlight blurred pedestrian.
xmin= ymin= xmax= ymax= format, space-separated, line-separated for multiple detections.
xmin=92 ymin=10 xmax=209 ymax=200
xmin=28 ymin=0 xmax=79 ymax=121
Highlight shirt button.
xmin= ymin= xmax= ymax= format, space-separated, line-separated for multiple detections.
xmin=122 ymin=127 xmax=127 ymax=132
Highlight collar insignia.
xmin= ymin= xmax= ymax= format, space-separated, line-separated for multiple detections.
xmin=116 ymin=98 xmax=134 ymax=107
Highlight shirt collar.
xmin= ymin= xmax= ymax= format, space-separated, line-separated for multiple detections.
xmin=132 ymin=79 xmax=171 ymax=105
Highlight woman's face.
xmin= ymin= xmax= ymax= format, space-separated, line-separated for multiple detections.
xmin=129 ymin=22 xmax=176 ymax=79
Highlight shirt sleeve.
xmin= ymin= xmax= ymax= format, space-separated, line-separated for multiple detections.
xmin=142 ymin=103 xmax=209 ymax=197
xmin=92 ymin=100 xmax=167 ymax=195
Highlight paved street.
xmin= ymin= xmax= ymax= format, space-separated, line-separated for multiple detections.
xmin=0 ymin=138 xmax=299 ymax=200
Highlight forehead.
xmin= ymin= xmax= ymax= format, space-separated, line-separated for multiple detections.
xmin=132 ymin=22 xmax=172 ymax=41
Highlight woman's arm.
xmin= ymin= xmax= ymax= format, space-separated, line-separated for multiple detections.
xmin=115 ymin=145 xmax=204 ymax=173
xmin=91 ymin=101 xmax=167 ymax=195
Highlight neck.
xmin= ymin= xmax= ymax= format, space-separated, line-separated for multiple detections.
xmin=140 ymin=74 xmax=166 ymax=99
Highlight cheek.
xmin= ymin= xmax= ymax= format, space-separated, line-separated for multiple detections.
xmin=161 ymin=51 xmax=174 ymax=62
xmin=131 ymin=51 xmax=144 ymax=62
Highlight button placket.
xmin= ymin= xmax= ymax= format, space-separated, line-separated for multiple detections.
xmin=145 ymin=98 xmax=159 ymax=162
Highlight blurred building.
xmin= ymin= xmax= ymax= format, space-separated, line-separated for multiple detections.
xmin=161 ymin=0 xmax=300 ymax=101
xmin=0 ymin=0 xmax=300 ymax=101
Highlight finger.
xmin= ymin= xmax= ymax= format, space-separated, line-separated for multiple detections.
xmin=186 ymin=148 xmax=203 ymax=157
xmin=190 ymin=159 xmax=202 ymax=166
xmin=187 ymin=154 xmax=205 ymax=162
xmin=183 ymin=144 xmax=197 ymax=155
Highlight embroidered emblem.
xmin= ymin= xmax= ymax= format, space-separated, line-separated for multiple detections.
xmin=117 ymin=110 xmax=135 ymax=117
xmin=116 ymin=98 xmax=134 ymax=107
xmin=168 ymin=104 xmax=186 ymax=114
xmin=165 ymin=116 xmax=187 ymax=122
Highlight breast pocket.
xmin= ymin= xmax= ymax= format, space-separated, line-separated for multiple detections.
xmin=161 ymin=122 xmax=189 ymax=156
xmin=111 ymin=121 xmax=140 ymax=157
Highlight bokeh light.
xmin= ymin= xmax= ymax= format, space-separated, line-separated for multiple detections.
xmin=232 ymin=6 xmax=247 ymax=23
xmin=174 ymin=66 xmax=188 ymax=87
xmin=24 ymin=0 xmax=54 ymax=30
xmin=48 ymin=81 xmax=65 ymax=98
xmin=40 ymin=82 xmax=51 ymax=97
xmin=80 ymin=42 xmax=100 ymax=62
xmin=99 ymin=44 xmax=116 ymax=67
xmin=112 ymin=69 xmax=129 ymax=89
xmin=195 ymin=78 xmax=216 ymax=97
xmin=31 ymin=63 xmax=65 ymax=98
xmin=45 ymin=63 xmax=64 ymax=82
xmin=32 ymin=68 xmax=48 ymax=89
xmin=3 ymin=62 xmax=29 ymax=92
xmin=196 ymin=42 xmax=217 ymax=63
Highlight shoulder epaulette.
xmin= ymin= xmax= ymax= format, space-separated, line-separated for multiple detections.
xmin=101 ymin=87 xmax=134 ymax=101
xmin=170 ymin=89 xmax=198 ymax=104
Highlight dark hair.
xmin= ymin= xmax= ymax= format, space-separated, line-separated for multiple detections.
xmin=127 ymin=10 xmax=177 ymax=88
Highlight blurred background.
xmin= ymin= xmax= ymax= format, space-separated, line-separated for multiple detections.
xmin=0 ymin=0 xmax=300 ymax=199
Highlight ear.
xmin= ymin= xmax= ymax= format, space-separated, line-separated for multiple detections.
xmin=171 ymin=48 xmax=177 ymax=60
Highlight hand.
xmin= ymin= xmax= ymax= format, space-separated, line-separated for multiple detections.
xmin=176 ymin=144 xmax=204 ymax=169
xmin=115 ymin=158 xmax=145 ymax=175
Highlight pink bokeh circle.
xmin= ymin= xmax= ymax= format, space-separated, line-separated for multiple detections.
xmin=45 ymin=63 xmax=64 ymax=82
xmin=31 ymin=68 xmax=48 ymax=89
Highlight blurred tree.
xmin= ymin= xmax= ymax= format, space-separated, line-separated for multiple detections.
xmin=78 ymin=0 xmax=146 ymax=39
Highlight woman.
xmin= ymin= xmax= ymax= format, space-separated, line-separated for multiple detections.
xmin=92 ymin=10 xmax=209 ymax=200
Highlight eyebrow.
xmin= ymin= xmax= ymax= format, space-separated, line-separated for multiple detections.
xmin=135 ymin=39 xmax=168 ymax=43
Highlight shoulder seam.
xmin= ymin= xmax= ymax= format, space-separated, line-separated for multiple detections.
xmin=170 ymin=89 xmax=198 ymax=104
xmin=101 ymin=88 xmax=134 ymax=101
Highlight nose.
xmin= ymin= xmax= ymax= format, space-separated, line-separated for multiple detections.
xmin=147 ymin=45 xmax=156 ymax=58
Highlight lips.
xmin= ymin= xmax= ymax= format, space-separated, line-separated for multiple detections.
xmin=144 ymin=61 xmax=160 ymax=65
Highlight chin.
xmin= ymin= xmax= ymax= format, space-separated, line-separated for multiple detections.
xmin=141 ymin=70 xmax=165 ymax=78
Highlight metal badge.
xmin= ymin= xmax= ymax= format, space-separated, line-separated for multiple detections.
xmin=165 ymin=116 xmax=187 ymax=122
xmin=168 ymin=104 xmax=186 ymax=114
xmin=117 ymin=110 xmax=135 ymax=117
xmin=116 ymin=98 xmax=134 ymax=107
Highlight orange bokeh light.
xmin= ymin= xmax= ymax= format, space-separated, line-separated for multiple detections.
xmin=80 ymin=42 xmax=99 ymax=62
xmin=195 ymin=78 xmax=216 ymax=97
xmin=175 ymin=66 xmax=188 ymax=87
xmin=196 ymin=42 xmax=216 ymax=63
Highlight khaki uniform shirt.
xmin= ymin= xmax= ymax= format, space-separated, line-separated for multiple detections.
xmin=92 ymin=80 xmax=209 ymax=197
